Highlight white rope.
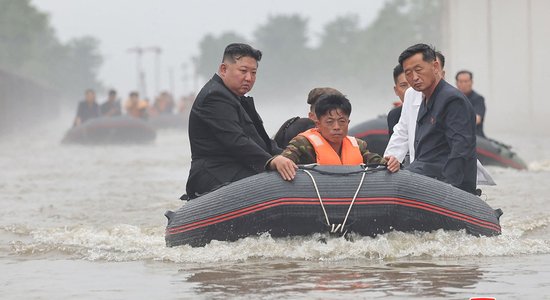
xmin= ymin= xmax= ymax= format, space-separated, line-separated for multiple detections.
xmin=302 ymin=169 xmax=331 ymax=226
xmin=302 ymin=167 xmax=368 ymax=234
xmin=340 ymin=171 xmax=367 ymax=233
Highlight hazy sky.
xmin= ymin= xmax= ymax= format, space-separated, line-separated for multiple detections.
xmin=33 ymin=0 xmax=385 ymax=99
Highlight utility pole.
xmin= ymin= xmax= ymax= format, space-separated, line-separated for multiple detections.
xmin=144 ymin=46 xmax=162 ymax=97
xmin=181 ymin=62 xmax=189 ymax=94
xmin=128 ymin=46 xmax=162 ymax=100
xmin=127 ymin=47 xmax=147 ymax=98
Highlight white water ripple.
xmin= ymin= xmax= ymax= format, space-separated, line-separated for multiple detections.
xmin=5 ymin=214 xmax=550 ymax=263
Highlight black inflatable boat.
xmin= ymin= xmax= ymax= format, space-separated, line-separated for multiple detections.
xmin=349 ymin=116 xmax=527 ymax=170
xmin=62 ymin=116 xmax=156 ymax=144
xmin=148 ymin=114 xmax=188 ymax=129
xmin=165 ymin=165 xmax=502 ymax=247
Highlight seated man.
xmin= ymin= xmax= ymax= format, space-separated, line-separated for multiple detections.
xmin=273 ymin=87 xmax=343 ymax=148
xmin=398 ymin=43 xmax=477 ymax=194
xmin=185 ymin=43 xmax=282 ymax=198
xmin=387 ymin=64 xmax=410 ymax=137
xmin=269 ymin=94 xmax=400 ymax=180
xmin=73 ymin=89 xmax=100 ymax=127
xmin=100 ymin=89 xmax=122 ymax=117
xmin=125 ymin=91 xmax=148 ymax=119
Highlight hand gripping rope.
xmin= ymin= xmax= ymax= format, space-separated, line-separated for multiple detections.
xmin=302 ymin=168 xmax=367 ymax=235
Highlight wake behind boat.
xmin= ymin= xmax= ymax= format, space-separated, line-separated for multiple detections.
xmin=165 ymin=165 xmax=502 ymax=247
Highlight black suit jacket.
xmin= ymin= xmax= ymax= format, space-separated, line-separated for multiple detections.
xmin=467 ymin=90 xmax=486 ymax=137
xmin=407 ymin=79 xmax=477 ymax=194
xmin=186 ymin=74 xmax=281 ymax=198
xmin=387 ymin=105 xmax=402 ymax=137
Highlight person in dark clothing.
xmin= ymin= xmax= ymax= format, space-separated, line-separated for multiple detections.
xmin=456 ymin=70 xmax=486 ymax=137
xmin=399 ymin=44 xmax=477 ymax=194
xmin=73 ymin=89 xmax=100 ymax=127
xmin=100 ymin=89 xmax=122 ymax=117
xmin=185 ymin=43 xmax=284 ymax=198
xmin=387 ymin=64 xmax=410 ymax=137
xmin=274 ymin=117 xmax=314 ymax=148
xmin=274 ymin=87 xmax=343 ymax=148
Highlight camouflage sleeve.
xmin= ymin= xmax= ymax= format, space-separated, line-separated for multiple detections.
xmin=357 ymin=138 xmax=387 ymax=165
xmin=280 ymin=135 xmax=317 ymax=165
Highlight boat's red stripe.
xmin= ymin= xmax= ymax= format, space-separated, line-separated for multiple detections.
xmin=354 ymin=129 xmax=389 ymax=139
xmin=167 ymin=197 xmax=501 ymax=235
xmin=476 ymin=147 xmax=526 ymax=170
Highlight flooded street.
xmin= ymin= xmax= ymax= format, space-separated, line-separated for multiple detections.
xmin=2 ymin=115 xmax=550 ymax=299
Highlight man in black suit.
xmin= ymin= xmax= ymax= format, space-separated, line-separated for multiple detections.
xmin=456 ymin=70 xmax=487 ymax=137
xmin=185 ymin=43 xmax=287 ymax=199
xmin=386 ymin=64 xmax=410 ymax=137
xmin=399 ymin=44 xmax=477 ymax=194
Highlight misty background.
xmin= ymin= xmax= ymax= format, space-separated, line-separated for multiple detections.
xmin=1 ymin=0 xmax=549 ymax=136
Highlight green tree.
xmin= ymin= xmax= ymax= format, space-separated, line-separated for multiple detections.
xmin=0 ymin=0 xmax=103 ymax=100
xmin=252 ymin=14 xmax=312 ymax=96
xmin=357 ymin=0 xmax=443 ymax=96
xmin=192 ymin=32 xmax=248 ymax=81
xmin=54 ymin=37 xmax=104 ymax=97
xmin=313 ymin=15 xmax=365 ymax=91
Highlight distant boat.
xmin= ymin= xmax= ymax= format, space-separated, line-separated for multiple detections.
xmin=348 ymin=115 xmax=528 ymax=170
xmin=62 ymin=116 xmax=156 ymax=145
xmin=165 ymin=165 xmax=502 ymax=247
xmin=148 ymin=113 xmax=188 ymax=130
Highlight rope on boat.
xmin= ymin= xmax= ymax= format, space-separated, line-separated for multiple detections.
xmin=303 ymin=169 xmax=331 ymax=227
xmin=302 ymin=168 xmax=367 ymax=234
xmin=341 ymin=170 xmax=367 ymax=233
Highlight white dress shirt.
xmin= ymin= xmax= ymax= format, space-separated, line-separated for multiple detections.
xmin=384 ymin=87 xmax=422 ymax=163
xmin=384 ymin=87 xmax=495 ymax=186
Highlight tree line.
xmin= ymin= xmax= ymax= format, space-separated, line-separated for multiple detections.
xmin=0 ymin=0 xmax=102 ymax=101
xmin=192 ymin=0 xmax=442 ymax=102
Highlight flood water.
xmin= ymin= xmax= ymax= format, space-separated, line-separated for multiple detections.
xmin=2 ymin=112 xmax=550 ymax=299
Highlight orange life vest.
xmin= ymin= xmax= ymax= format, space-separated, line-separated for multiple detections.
xmin=299 ymin=128 xmax=363 ymax=165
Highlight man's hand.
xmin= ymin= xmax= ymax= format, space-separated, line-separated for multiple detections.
xmin=384 ymin=155 xmax=400 ymax=173
xmin=269 ymin=155 xmax=298 ymax=181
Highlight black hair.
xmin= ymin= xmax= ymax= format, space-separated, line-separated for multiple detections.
xmin=314 ymin=94 xmax=352 ymax=119
xmin=436 ymin=51 xmax=445 ymax=69
xmin=455 ymin=70 xmax=473 ymax=81
xmin=398 ymin=43 xmax=437 ymax=67
xmin=108 ymin=89 xmax=117 ymax=95
xmin=222 ymin=43 xmax=262 ymax=63
xmin=393 ymin=64 xmax=404 ymax=84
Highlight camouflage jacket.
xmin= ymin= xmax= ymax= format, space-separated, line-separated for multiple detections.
xmin=281 ymin=135 xmax=386 ymax=165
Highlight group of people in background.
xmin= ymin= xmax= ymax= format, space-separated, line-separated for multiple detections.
xmin=72 ymin=89 xmax=194 ymax=127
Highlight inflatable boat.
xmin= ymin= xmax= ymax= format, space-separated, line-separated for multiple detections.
xmin=348 ymin=116 xmax=390 ymax=156
xmin=62 ymin=116 xmax=156 ymax=144
xmin=349 ymin=116 xmax=527 ymax=170
xmin=148 ymin=113 xmax=188 ymax=129
xmin=165 ymin=165 xmax=502 ymax=247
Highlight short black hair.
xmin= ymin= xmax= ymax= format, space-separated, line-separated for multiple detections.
xmin=455 ymin=70 xmax=473 ymax=81
xmin=436 ymin=51 xmax=445 ymax=69
xmin=393 ymin=64 xmax=404 ymax=84
xmin=315 ymin=94 xmax=352 ymax=119
xmin=108 ymin=89 xmax=117 ymax=96
xmin=222 ymin=43 xmax=262 ymax=63
xmin=398 ymin=43 xmax=437 ymax=67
